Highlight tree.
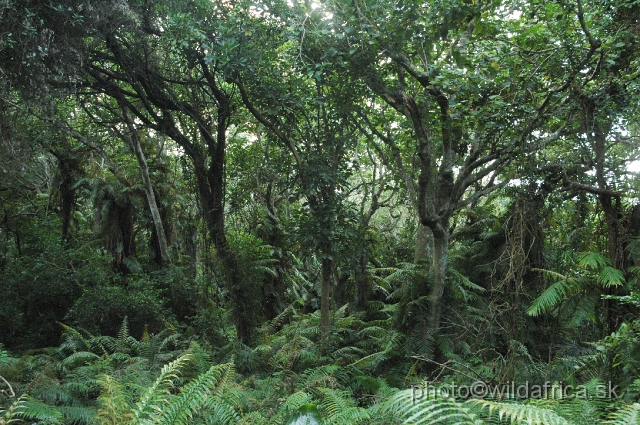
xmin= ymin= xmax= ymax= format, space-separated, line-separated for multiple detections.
xmin=232 ymin=1 xmax=371 ymax=344
xmin=61 ymin=0 xmax=258 ymax=343
xmin=319 ymin=0 xmax=604 ymax=339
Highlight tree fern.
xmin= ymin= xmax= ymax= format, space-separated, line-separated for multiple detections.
xmin=529 ymin=252 xmax=625 ymax=317
xmin=527 ymin=270 xmax=580 ymax=317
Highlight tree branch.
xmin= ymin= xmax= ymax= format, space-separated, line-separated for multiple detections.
xmin=235 ymin=76 xmax=304 ymax=171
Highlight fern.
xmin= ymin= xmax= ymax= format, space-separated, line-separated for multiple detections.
xmin=386 ymin=388 xmax=483 ymax=424
xmin=527 ymin=270 xmax=579 ymax=317
xmin=131 ymin=354 xmax=192 ymax=423
xmin=598 ymin=266 xmax=625 ymax=288
xmin=472 ymin=399 xmax=572 ymax=425
xmin=578 ymin=252 xmax=610 ymax=269
xmin=318 ymin=388 xmax=371 ymax=425
xmin=285 ymin=404 xmax=322 ymax=425
xmin=384 ymin=388 xmax=600 ymax=425
xmin=605 ymin=403 xmax=640 ymax=425
xmin=278 ymin=391 xmax=315 ymax=417
xmin=97 ymin=374 xmax=133 ymax=425
xmin=529 ymin=252 xmax=626 ymax=317
xmin=96 ymin=351 xmax=242 ymax=425
xmin=61 ymin=351 xmax=101 ymax=369
xmin=1 ymin=395 xmax=64 ymax=425
xmin=156 ymin=363 xmax=239 ymax=425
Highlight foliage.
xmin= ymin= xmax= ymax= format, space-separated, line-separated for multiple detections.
xmin=1 ymin=0 xmax=640 ymax=423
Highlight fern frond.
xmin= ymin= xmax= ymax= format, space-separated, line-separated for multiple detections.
xmin=58 ymin=322 xmax=93 ymax=354
xmin=296 ymin=365 xmax=339 ymax=391
xmin=598 ymin=266 xmax=625 ymax=288
xmin=156 ymin=363 xmax=239 ymax=425
xmin=605 ymin=403 xmax=640 ymax=425
xmin=131 ymin=354 xmax=192 ymax=423
xmin=448 ymin=269 xmax=485 ymax=302
xmin=97 ymin=374 xmax=133 ymax=425
xmin=318 ymin=388 xmax=371 ymax=425
xmin=277 ymin=391 xmax=314 ymax=418
xmin=472 ymin=399 xmax=572 ymax=425
xmin=266 ymin=303 xmax=297 ymax=335
xmin=386 ymin=388 xmax=483 ymax=424
xmin=61 ymin=351 xmax=100 ymax=369
xmin=58 ymin=405 xmax=98 ymax=424
xmin=1 ymin=395 xmax=64 ymax=425
xmin=527 ymin=273 xmax=581 ymax=317
xmin=578 ymin=252 xmax=609 ymax=269
xmin=284 ymin=404 xmax=322 ymax=425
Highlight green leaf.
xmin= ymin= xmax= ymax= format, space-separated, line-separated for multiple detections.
xmin=286 ymin=404 xmax=323 ymax=425
xmin=598 ymin=266 xmax=624 ymax=288
xmin=578 ymin=252 xmax=610 ymax=269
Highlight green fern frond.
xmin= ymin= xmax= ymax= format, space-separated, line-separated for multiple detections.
xmin=350 ymin=350 xmax=391 ymax=370
xmin=61 ymin=351 xmax=100 ymax=369
xmin=383 ymin=263 xmax=427 ymax=287
xmin=472 ymin=399 xmax=572 ymax=425
xmin=132 ymin=353 xmax=192 ymax=423
xmin=57 ymin=405 xmax=98 ymax=424
xmin=240 ymin=411 xmax=268 ymax=425
xmin=92 ymin=336 xmax=118 ymax=354
xmin=1 ymin=395 xmax=64 ymax=425
xmin=386 ymin=388 xmax=483 ymax=424
xmin=204 ymin=402 xmax=242 ymax=425
xmin=605 ymin=402 xmax=640 ymax=425
xmin=318 ymin=388 xmax=371 ymax=425
xmin=299 ymin=365 xmax=340 ymax=390
xmin=116 ymin=317 xmax=138 ymax=354
xmin=332 ymin=346 xmax=365 ymax=362
xmin=284 ymin=404 xmax=322 ymax=425
xmin=97 ymin=374 xmax=133 ymax=425
xmin=527 ymin=274 xmax=581 ymax=317
xmin=266 ymin=303 xmax=297 ymax=335
xmin=274 ymin=390 xmax=314 ymax=423
xmin=156 ymin=363 xmax=239 ymax=425
xmin=598 ymin=266 xmax=625 ymax=288
xmin=58 ymin=322 xmax=93 ymax=354
xmin=578 ymin=252 xmax=610 ymax=269
xmin=448 ymin=269 xmax=485 ymax=302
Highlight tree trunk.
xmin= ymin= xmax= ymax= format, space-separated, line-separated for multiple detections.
xmin=429 ymin=230 xmax=449 ymax=335
xmin=414 ymin=223 xmax=434 ymax=263
xmin=125 ymin=124 xmax=171 ymax=265
xmin=353 ymin=250 xmax=369 ymax=312
xmin=321 ymin=257 xmax=332 ymax=348
xmin=183 ymin=218 xmax=198 ymax=279
xmin=594 ymin=120 xmax=622 ymax=337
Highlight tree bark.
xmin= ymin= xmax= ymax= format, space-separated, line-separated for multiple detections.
xmin=414 ymin=224 xmax=434 ymax=263
xmin=353 ymin=250 xmax=369 ymax=312
xmin=321 ymin=257 xmax=332 ymax=348
xmin=430 ymin=230 xmax=449 ymax=335
xmin=125 ymin=127 xmax=171 ymax=265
